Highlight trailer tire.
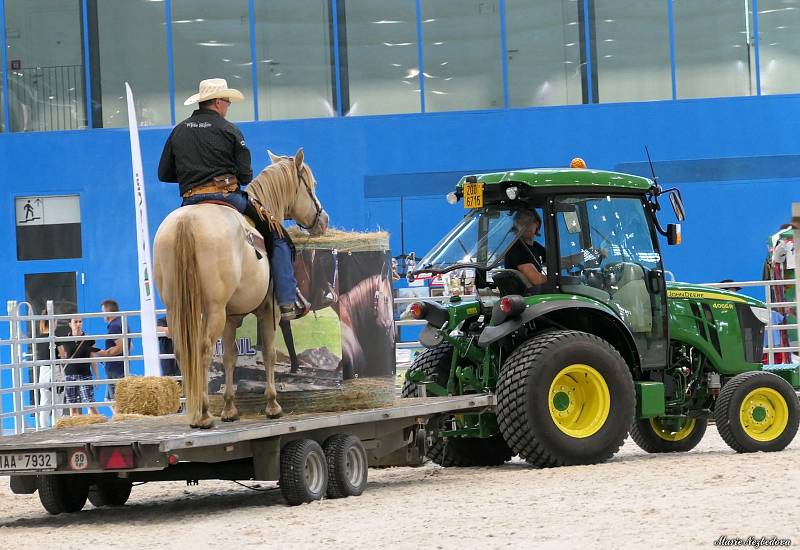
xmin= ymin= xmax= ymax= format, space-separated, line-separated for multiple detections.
xmin=36 ymin=474 xmax=89 ymax=515
xmin=402 ymin=344 xmax=512 ymax=467
xmin=715 ymin=371 xmax=799 ymax=453
xmin=630 ymin=416 xmax=707 ymax=453
xmin=280 ymin=439 xmax=328 ymax=505
xmin=88 ymin=479 xmax=133 ymax=507
xmin=497 ymin=330 xmax=634 ymax=467
xmin=323 ymin=434 xmax=368 ymax=498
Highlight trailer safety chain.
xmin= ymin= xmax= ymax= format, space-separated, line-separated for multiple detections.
xmin=231 ymin=480 xmax=281 ymax=493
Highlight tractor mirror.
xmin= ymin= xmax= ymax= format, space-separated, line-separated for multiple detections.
xmin=666 ymin=223 xmax=682 ymax=246
xmin=562 ymin=211 xmax=581 ymax=234
xmin=669 ymin=191 xmax=686 ymax=222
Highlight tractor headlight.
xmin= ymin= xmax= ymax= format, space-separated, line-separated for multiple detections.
xmin=749 ymin=306 xmax=770 ymax=325
xmin=505 ymin=186 xmax=519 ymax=200
xmin=446 ymin=192 xmax=458 ymax=205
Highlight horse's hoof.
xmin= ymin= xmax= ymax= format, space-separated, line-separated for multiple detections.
xmin=221 ymin=411 xmax=240 ymax=422
xmin=266 ymin=405 xmax=283 ymax=419
xmin=190 ymin=416 xmax=216 ymax=429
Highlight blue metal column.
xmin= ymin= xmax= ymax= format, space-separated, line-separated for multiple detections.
xmin=248 ymin=0 xmax=259 ymax=120
xmin=81 ymin=0 xmax=93 ymax=128
xmin=499 ymin=0 xmax=509 ymax=108
xmin=668 ymin=0 xmax=677 ymax=100
xmin=165 ymin=0 xmax=176 ymax=125
xmin=332 ymin=0 xmax=343 ymax=116
xmin=0 ymin=0 xmax=10 ymax=130
xmin=752 ymin=0 xmax=762 ymax=96
xmin=415 ymin=0 xmax=426 ymax=112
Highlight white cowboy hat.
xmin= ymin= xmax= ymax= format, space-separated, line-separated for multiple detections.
xmin=183 ymin=78 xmax=245 ymax=106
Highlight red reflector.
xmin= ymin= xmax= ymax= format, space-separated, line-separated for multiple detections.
xmin=99 ymin=447 xmax=135 ymax=470
xmin=499 ymin=297 xmax=512 ymax=314
xmin=168 ymin=454 xmax=179 ymax=465
xmin=409 ymin=302 xmax=425 ymax=320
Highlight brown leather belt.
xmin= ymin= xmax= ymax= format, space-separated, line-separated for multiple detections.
xmin=182 ymin=175 xmax=239 ymax=198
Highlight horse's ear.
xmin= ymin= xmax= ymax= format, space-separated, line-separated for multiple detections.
xmin=294 ymin=148 xmax=304 ymax=169
xmin=268 ymin=150 xmax=281 ymax=164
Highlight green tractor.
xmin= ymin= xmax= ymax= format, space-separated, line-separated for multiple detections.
xmin=402 ymin=165 xmax=800 ymax=467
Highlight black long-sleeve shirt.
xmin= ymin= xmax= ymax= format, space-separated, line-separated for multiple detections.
xmin=158 ymin=108 xmax=253 ymax=196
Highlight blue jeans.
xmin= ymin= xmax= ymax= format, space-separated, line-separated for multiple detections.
xmin=273 ymin=238 xmax=297 ymax=306
xmin=182 ymin=192 xmax=247 ymax=212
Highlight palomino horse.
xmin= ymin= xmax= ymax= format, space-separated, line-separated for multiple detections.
xmin=154 ymin=149 xmax=328 ymax=428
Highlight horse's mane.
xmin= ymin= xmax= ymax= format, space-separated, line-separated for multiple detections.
xmin=339 ymin=274 xmax=391 ymax=326
xmin=246 ymin=158 xmax=298 ymax=232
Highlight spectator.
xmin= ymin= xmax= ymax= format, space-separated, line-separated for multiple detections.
xmin=156 ymin=316 xmax=180 ymax=377
xmin=58 ymin=318 xmax=99 ymax=416
xmin=94 ymin=299 xmax=125 ymax=401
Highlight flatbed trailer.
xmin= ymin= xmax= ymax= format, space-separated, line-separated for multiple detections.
xmin=0 ymin=395 xmax=494 ymax=513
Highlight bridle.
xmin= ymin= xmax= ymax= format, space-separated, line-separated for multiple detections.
xmin=294 ymin=161 xmax=325 ymax=233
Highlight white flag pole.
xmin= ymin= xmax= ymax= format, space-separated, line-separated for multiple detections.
xmin=125 ymin=82 xmax=160 ymax=377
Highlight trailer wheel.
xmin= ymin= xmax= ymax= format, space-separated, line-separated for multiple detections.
xmin=323 ymin=434 xmax=368 ymax=498
xmin=36 ymin=474 xmax=89 ymax=515
xmin=88 ymin=479 xmax=133 ymax=507
xmin=402 ymin=344 xmax=511 ymax=467
xmin=715 ymin=371 xmax=799 ymax=453
xmin=496 ymin=330 xmax=634 ymax=467
xmin=630 ymin=416 xmax=707 ymax=453
xmin=280 ymin=439 xmax=328 ymax=505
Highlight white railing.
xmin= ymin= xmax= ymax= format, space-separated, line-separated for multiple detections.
xmin=0 ymin=300 xmax=176 ymax=435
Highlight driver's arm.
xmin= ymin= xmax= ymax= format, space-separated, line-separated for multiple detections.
xmin=518 ymin=263 xmax=547 ymax=285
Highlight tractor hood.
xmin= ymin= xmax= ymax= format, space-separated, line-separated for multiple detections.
xmin=666 ymin=282 xmax=765 ymax=308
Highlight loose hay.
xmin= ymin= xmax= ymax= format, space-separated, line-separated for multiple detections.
xmin=112 ymin=413 xmax=150 ymax=422
xmin=56 ymin=414 xmax=108 ymax=429
xmin=114 ymin=376 xmax=181 ymax=416
xmin=287 ymin=227 xmax=389 ymax=252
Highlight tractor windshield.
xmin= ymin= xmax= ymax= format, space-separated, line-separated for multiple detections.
xmin=413 ymin=208 xmax=520 ymax=275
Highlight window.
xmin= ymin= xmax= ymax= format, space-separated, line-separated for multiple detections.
xmin=505 ymin=0 xmax=583 ymax=107
xmin=344 ymin=0 xmax=420 ymax=116
xmin=15 ymin=195 xmax=82 ymax=260
xmin=96 ymin=0 xmax=170 ymax=127
xmin=254 ymin=0 xmax=334 ymax=120
xmin=673 ymin=0 xmax=753 ymax=99
xmin=420 ymin=1 xmax=504 ymax=112
xmin=5 ymin=0 xmax=86 ymax=131
xmin=594 ymin=0 xmax=672 ymax=103
xmin=171 ymin=0 xmax=254 ymax=123
xmin=756 ymin=0 xmax=800 ymax=95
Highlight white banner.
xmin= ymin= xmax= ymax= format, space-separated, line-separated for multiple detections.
xmin=126 ymin=82 xmax=160 ymax=377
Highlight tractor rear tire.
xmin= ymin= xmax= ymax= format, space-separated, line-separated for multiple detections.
xmin=37 ymin=474 xmax=89 ymax=515
xmin=715 ymin=371 xmax=799 ymax=453
xmin=497 ymin=330 xmax=634 ymax=467
xmin=402 ymin=344 xmax=512 ymax=467
xmin=88 ymin=479 xmax=133 ymax=507
xmin=630 ymin=416 xmax=707 ymax=453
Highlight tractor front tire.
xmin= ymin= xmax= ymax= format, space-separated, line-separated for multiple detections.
xmin=630 ymin=416 xmax=708 ymax=453
xmin=402 ymin=344 xmax=511 ymax=467
xmin=497 ymin=330 xmax=634 ymax=467
xmin=715 ymin=371 xmax=799 ymax=453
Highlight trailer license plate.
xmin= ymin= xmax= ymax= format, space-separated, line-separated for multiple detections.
xmin=0 ymin=452 xmax=57 ymax=472
xmin=463 ymin=183 xmax=483 ymax=209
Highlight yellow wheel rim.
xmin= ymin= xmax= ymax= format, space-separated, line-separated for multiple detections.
xmin=649 ymin=417 xmax=696 ymax=442
xmin=548 ymin=364 xmax=611 ymax=438
xmin=739 ymin=387 xmax=789 ymax=442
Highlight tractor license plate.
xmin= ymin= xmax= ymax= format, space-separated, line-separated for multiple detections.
xmin=0 ymin=451 xmax=57 ymax=472
xmin=463 ymin=183 xmax=484 ymax=209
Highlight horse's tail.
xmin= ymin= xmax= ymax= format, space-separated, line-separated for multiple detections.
xmin=168 ymin=217 xmax=205 ymax=423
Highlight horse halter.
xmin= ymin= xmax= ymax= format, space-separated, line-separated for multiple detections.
xmin=295 ymin=162 xmax=325 ymax=234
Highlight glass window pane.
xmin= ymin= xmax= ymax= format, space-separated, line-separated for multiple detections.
xmin=171 ymin=0 xmax=254 ymax=123
xmin=15 ymin=195 xmax=82 ymax=260
xmin=674 ymin=0 xmax=753 ymax=99
xmin=6 ymin=0 xmax=86 ymax=132
xmin=594 ymin=0 xmax=671 ymax=103
xmin=344 ymin=0 xmax=420 ymax=116
xmin=254 ymin=0 xmax=334 ymax=120
xmin=757 ymin=0 xmax=800 ymax=95
xmin=421 ymin=2 xmax=504 ymax=112
xmin=505 ymin=0 xmax=583 ymax=107
xmin=96 ymin=0 xmax=170 ymax=127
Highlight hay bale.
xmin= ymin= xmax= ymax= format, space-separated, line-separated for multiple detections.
xmin=287 ymin=227 xmax=389 ymax=252
xmin=114 ymin=376 xmax=181 ymax=416
xmin=56 ymin=414 xmax=108 ymax=429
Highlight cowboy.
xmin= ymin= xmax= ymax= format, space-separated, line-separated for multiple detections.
xmin=158 ymin=78 xmax=300 ymax=319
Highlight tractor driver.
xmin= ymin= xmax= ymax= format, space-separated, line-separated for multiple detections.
xmin=505 ymin=209 xmax=547 ymax=286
